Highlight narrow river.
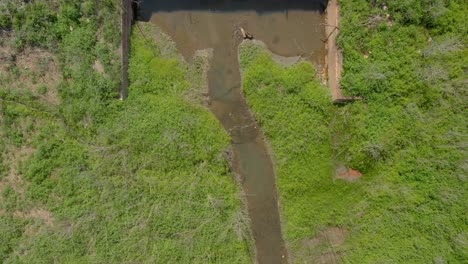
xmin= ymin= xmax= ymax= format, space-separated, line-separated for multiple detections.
xmin=140 ymin=1 xmax=327 ymax=263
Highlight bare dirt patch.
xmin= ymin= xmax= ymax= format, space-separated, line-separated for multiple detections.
xmin=93 ymin=59 xmax=105 ymax=74
xmin=0 ymin=44 xmax=61 ymax=105
xmin=0 ymin=45 xmax=15 ymax=72
xmin=299 ymin=227 xmax=347 ymax=263
xmin=13 ymin=208 xmax=54 ymax=226
xmin=14 ymin=47 xmax=60 ymax=104
xmin=335 ymin=165 xmax=362 ymax=181
xmin=2 ymin=145 xmax=35 ymax=197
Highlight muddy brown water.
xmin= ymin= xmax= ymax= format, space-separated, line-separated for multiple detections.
xmin=140 ymin=1 xmax=327 ymax=263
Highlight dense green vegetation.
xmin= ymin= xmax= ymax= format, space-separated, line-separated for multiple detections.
xmin=0 ymin=1 xmax=250 ymax=262
xmin=1 ymin=0 xmax=466 ymax=263
xmin=240 ymin=43 xmax=362 ymax=263
xmin=240 ymin=0 xmax=467 ymax=263
xmin=337 ymin=0 xmax=467 ymax=262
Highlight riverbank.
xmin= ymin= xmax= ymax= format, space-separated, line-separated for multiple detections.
xmin=240 ymin=42 xmax=361 ymax=262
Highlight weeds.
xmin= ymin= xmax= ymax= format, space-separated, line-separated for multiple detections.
xmin=241 ymin=0 xmax=467 ymax=262
xmin=0 ymin=1 xmax=250 ymax=262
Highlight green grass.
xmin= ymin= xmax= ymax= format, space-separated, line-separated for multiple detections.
xmin=240 ymin=43 xmax=365 ymax=262
xmin=240 ymin=0 xmax=467 ymax=262
xmin=1 ymin=0 xmax=466 ymax=263
xmin=0 ymin=2 xmax=251 ymax=262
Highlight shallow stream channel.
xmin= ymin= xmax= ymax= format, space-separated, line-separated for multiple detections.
xmin=139 ymin=1 xmax=328 ymax=263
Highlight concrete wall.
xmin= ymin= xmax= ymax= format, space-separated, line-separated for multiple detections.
xmin=326 ymin=0 xmax=359 ymax=104
xmin=120 ymin=0 xmax=133 ymax=100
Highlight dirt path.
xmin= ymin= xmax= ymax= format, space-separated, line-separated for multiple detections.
xmin=139 ymin=1 xmax=327 ymax=263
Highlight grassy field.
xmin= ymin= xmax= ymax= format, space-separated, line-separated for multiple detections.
xmin=1 ymin=0 xmax=466 ymax=263
xmin=0 ymin=1 xmax=251 ymax=263
xmin=240 ymin=0 xmax=467 ymax=262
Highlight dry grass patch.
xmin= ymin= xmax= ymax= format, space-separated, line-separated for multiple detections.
xmin=2 ymin=145 xmax=34 ymax=197
xmin=0 ymin=44 xmax=60 ymax=105
xmin=13 ymin=209 xmax=54 ymax=226
xmin=298 ymin=227 xmax=347 ymax=263
xmin=14 ymin=48 xmax=60 ymax=104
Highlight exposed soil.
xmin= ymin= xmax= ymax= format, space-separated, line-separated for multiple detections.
xmin=2 ymin=145 xmax=35 ymax=196
xmin=139 ymin=1 xmax=328 ymax=263
xmin=249 ymin=40 xmax=303 ymax=67
xmin=13 ymin=209 xmax=54 ymax=226
xmin=93 ymin=59 xmax=105 ymax=74
xmin=0 ymin=45 xmax=14 ymax=72
xmin=335 ymin=165 xmax=362 ymax=181
xmin=0 ymin=46 xmax=60 ymax=105
xmin=300 ymin=227 xmax=347 ymax=263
